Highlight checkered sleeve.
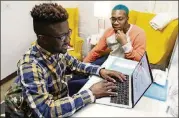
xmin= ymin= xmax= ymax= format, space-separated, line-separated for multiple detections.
xmin=20 ymin=63 xmax=94 ymax=118
xmin=65 ymin=53 xmax=102 ymax=76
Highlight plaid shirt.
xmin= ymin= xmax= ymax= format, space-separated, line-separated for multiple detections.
xmin=5 ymin=42 xmax=101 ymax=117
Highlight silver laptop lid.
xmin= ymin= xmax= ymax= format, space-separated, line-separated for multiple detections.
xmin=131 ymin=52 xmax=154 ymax=106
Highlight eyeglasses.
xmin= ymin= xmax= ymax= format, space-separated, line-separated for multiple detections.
xmin=38 ymin=29 xmax=72 ymax=42
xmin=110 ymin=17 xmax=124 ymax=23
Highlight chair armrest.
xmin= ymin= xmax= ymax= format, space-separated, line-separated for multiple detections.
xmin=74 ymin=36 xmax=84 ymax=53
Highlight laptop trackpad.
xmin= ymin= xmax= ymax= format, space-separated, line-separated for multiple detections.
xmin=96 ymin=97 xmax=111 ymax=104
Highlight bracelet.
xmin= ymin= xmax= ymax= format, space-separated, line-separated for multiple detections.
xmin=99 ymin=67 xmax=105 ymax=77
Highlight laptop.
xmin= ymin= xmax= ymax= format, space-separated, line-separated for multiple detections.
xmin=94 ymin=52 xmax=154 ymax=108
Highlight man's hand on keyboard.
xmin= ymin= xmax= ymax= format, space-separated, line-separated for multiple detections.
xmin=90 ymin=80 xmax=118 ymax=99
xmin=99 ymin=69 xmax=126 ymax=83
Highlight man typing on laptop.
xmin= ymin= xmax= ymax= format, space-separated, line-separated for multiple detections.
xmin=4 ymin=3 xmax=127 ymax=118
xmin=80 ymin=52 xmax=153 ymax=109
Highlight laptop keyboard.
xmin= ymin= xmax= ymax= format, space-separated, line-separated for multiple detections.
xmin=110 ymin=75 xmax=129 ymax=105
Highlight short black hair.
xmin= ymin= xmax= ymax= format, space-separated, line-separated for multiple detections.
xmin=31 ymin=3 xmax=68 ymax=23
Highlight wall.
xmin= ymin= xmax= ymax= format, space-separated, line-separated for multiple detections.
xmin=154 ymin=1 xmax=178 ymax=15
xmin=1 ymin=1 xmax=178 ymax=80
xmin=1 ymin=1 xmax=50 ymax=79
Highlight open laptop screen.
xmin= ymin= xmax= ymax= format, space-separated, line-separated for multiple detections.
xmin=132 ymin=52 xmax=153 ymax=105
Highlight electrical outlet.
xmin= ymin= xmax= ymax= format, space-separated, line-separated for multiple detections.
xmin=2 ymin=3 xmax=11 ymax=11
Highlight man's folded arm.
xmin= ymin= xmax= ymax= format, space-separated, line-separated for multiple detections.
xmin=124 ymin=32 xmax=146 ymax=61
xmin=20 ymin=63 xmax=94 ymax=118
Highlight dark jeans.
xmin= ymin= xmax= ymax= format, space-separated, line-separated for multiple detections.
xmin=68 ymin=54 xmax=109 ymax=96
xmin=90 ymin=54 xmax=109 ymax=66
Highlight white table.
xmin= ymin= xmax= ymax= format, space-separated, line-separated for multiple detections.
xmin=73 ymin=79 xmax=171 ymax=117
xmin=73 ymin=98 xmax=170 ymax=117
xmin=72 ymin=55 xmax=175 ymax=117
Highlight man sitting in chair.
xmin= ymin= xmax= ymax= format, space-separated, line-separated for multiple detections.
xmin=83 ymin=4 xmax=146 ymax=65
xmin=4 ymin=3 xmax=126 ymax=118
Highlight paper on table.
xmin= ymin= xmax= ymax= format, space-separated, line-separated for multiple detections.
xmin=152 ymin=69 xmax=168 ymax=86
xmin=144 ymin=80 xmax=168 ymax=101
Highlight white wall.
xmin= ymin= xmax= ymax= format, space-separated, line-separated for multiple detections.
xmin=154 ymin=1 xmax=178 ymax=15
xmin=168 ymin=39 xmax=178 ymax=86
xmin=1 ymin=1 xmax=50 ymax=79
xmin=1 ymin=1 xmax=178 ymax=80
